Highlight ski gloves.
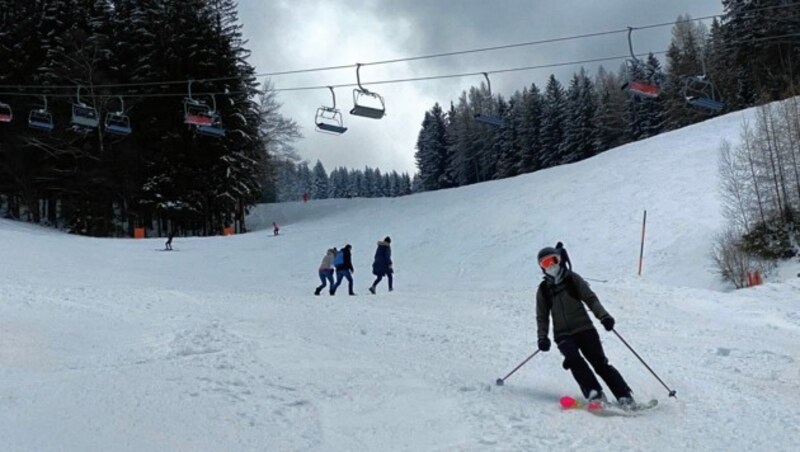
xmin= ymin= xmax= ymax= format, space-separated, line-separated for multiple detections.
xmin=538 ymin=337 xmax=551 ymax=352
xmin=600 ymin=316 xmax=615 ymax=332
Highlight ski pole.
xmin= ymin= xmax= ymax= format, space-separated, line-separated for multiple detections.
xmin=612 ymin=329 xmax=677 ymax=398
xmin=496 ymin=350 xmax=540 ymax=386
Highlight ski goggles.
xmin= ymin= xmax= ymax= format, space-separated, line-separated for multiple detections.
xmin=539 ymin=254 xmax=560 ymax=269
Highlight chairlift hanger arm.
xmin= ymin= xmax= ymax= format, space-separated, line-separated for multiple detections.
xmin=627 ymin=26 xmax=639 ymax=62
xmin=328 ymin=86 xmax=337 ymax=109
xmin=355 ymin=63 xmax=371 ymax=93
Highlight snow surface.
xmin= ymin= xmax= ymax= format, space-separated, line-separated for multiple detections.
xmin=2 ymin=107 xmax=800 ymax=451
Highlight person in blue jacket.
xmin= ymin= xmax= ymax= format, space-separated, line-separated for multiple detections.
xmin=331 ymin=244 xmax=355 ymax=296
xmin=369 ymin=237 xmax=393 ymax=294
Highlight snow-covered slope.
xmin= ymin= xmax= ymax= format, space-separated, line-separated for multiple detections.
xmin=1 ymin=106 xmax=799 ymax=452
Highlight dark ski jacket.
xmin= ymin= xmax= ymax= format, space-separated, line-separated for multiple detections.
xmin=536 ymin=270 xmax=610 ymax=342
xmin=335 ymin=247 xmax=354 ymax=272
xmin=372 ymin=240 xmax=392 ymax=276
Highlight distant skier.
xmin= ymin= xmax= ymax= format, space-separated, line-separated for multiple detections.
xmin=165 ymin=232 xmax=174 ymax=251
xmin=314 ymin=248 xmax=337 ymax=296
xmin=369 ymin=237 xmax=393 ymax=294
xmin=331 ymin=244 xmax=355 ymax=296
xmin=555 ymin=241 xmax=571 ymax=270
xmin=273 ymin=222 xmax=280 ymax=236
xmin=535 ymin=245 xmax=634 ymax=406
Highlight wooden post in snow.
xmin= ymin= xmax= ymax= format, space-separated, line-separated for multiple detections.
xmin=638 ymin=210 xmax=647 ymax=276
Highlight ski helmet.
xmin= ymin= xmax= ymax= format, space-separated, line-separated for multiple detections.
xmin=537 ymin=246 xmax=560 ymax=268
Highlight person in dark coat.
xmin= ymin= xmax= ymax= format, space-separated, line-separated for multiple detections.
xmin=165 ymin=232 xmax=174 ymax=251
xmin=369 ymin=237 xmax=393 ymax=294
xmin=331 ymin=244 xmax=355 ymax=296
xmin=535 ymin=245 xmax=634 ymax=406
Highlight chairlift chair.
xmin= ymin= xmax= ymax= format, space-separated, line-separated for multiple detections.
xmin=350 ymin=63 xmax=386 ymax=119
xmin=316 ymin=87 xmax=348 ymax=135
xmin=106 ymin=114 xmax=132 ymax=135
xmin=105 ymin=96 xmax=132 ymax=136
xmin=71 ymin=86 xmax=100 ymax=130
xmin=682 ymin=51 xmax=725 ymax=112
xmin=28 ymin=96 xmax=54 ymax=131
xmin=623 ymin=27 xmax=661 ymax=98
xmin=185 ymin=100 xmax=215 ymax=126
xmin=0 ymin=102 xmax=13 ymax=122
xmin=473 ymin=73 xmax=506 ymax=126
xmin=683 ymin=75 xmax=725 ymax=112
xmin=184 ymin=79 xmax=214 ymax=126
xmin=194 ymin=94 xmax=225 ymax=137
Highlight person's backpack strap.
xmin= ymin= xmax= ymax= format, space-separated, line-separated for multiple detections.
xmin=540 ymin=273 xmax=580 ymax=307
xmin=539 ymin=280 xmax=552 ymax=309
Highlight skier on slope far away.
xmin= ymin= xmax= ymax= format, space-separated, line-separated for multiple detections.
xmin=535 ymin=245 xmax=634 ymax=406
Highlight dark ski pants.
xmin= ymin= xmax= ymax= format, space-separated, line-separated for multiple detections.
xmin=333 ymin=269 xmax=354 ymax=295
xmin=316 ymin=269 xmax=334 ymax=293
xmin=371 ymin=272 xmax=393 ymax=291
xmin=556 ymin=328 xmax=631 ymax=400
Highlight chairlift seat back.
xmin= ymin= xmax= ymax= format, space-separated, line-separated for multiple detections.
xmin=474 ymin=113 xmax=505 ymax=127
xmin=627 ymin=81 xmax=660 ymax=98
xmin=185 ymin=100 xmax=214 ymax=126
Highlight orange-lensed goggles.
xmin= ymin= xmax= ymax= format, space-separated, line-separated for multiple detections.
xmin=539 ymin=254 xmax=560 ymax=269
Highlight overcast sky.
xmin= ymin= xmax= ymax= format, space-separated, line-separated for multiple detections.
xmin=236 ymin=0 xmax=723 ymax=175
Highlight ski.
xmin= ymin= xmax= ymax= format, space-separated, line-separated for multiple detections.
xmin=560 ymin=396 xmax=605 ymax=413
xmin=560 ymin=395 xmax=658 ymax=416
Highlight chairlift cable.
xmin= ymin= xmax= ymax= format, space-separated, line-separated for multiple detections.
xmin=0 ymin=33 xmax=796 ymax=98
xmin=1 ymin=3 xmax=798 ymax=92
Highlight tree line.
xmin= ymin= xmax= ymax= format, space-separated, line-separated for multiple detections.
xmin=272 ymin=159 xmax=413 ymax=202
xmin=0 ymin=0 xmax=281 ymax=236
xmin=414 ymin=4 xmax=800 ymax=192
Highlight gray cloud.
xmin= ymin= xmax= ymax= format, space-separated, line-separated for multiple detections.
xmin=237 ymin=0 xmax=722 ymax=175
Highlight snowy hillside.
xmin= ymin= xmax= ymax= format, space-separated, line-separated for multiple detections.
xmin=2 ymin=106 xmax=799 ymax=452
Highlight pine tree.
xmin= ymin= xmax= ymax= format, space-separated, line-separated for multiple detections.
xmin=626 ymin=54 xmax=666 ymax=141
xmin=540 ymin=74 xmax=567 ymax=169
xmin=414 ymin=103 xmax=448 ymax=191
xmin=663 ymin=15 xmax=711 ymax=129
xmin=561 ymin=69 xmax=598 ymax=164
xmin=312 ymin=160 xmax=329 ymax=199
xmin=494 ymin=95 xmax=520 ymax=179
xmin=593 ymin=65 xmax=628 ymax=153
xmin=720 ymin=0 xmax=800 ymax=103
xmin=517 ymin=83 xmax=544 ymax=173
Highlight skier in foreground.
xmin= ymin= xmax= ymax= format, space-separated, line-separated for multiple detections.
xmin=535 ymin=245 xmax=634 ymax=407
